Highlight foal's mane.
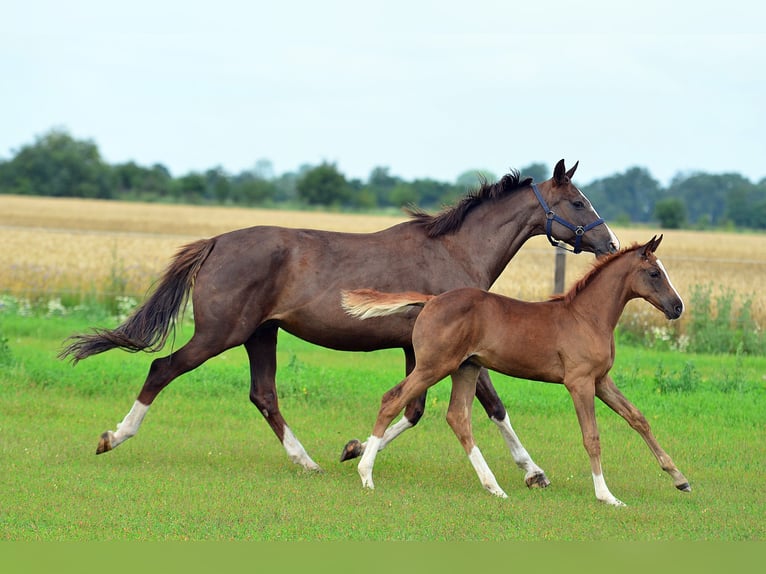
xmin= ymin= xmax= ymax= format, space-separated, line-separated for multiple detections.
xmin=550 ymin=242 xmax=645 ymax=304
xmin=407 ymin=170 xmax=533 ymax=238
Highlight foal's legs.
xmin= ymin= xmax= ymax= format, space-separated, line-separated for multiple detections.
xmin=475 ymin=370 xmax=550 ymax=488
xmin=595 ymin=375 xmax=690 ymax=492
xmin=357 ymin=364 xmax=447 ymax=490
xmin=96 ymin=334 xmax=225 ymax=454
xmin=245 ymin=324 xmax=321 ymax=471
xmin=566 ymin=377 xmax=625 ymax=506
xmin=343 ymin=363 xmax=550 ymax=492
xmin=446 ymin=364 xmax=507 ymax=497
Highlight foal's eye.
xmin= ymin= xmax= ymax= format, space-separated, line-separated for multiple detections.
xmin=648 ymin=269 xmax=661 ymax=278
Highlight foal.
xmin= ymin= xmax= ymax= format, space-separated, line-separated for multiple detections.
xmin=342 ymin=236 xmax=690 ymax=505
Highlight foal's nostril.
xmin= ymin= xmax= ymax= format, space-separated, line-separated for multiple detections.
xmin=674 ymin=304 xmax=684 ymax=316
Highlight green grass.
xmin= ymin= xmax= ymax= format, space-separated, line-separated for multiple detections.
xmin=1 ymin=312 xmax=764 ymax=541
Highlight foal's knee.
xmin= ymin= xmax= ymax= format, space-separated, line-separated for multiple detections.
xmin=403 ymin=393 xmax=427 ymax=426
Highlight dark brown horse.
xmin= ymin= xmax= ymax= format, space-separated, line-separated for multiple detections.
xmin=60 ymin=160 xmax=618 ymax=482
xmin=342 ymin=236 xmax=689 ymax=505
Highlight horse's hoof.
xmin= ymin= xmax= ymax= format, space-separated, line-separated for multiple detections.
xmin=676 ymin=482 xmax=692 ymax=492
xmin=525 ymin=472 xmax=551 ymax=489
xmin=96 ymin=431 xmax=113 ymax=455
xmin=340 ymin=439 xmax=363 ymax=462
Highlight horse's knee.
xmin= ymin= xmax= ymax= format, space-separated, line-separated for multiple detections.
xmin=249 ymin=387 xmax=278 ymax=417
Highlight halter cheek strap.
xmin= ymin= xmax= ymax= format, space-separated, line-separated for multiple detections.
xmin=531 ymin=183 xmax=605 ymax=254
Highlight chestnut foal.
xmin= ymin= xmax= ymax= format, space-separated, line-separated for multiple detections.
xmin=342 ymin=236 xmax=690 ymax=505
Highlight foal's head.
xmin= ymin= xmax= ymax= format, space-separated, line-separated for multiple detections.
xmin=627 ymin=235 xmax=684 ymax=320
xmin=534 ymin=159 xmax=620 ymax=257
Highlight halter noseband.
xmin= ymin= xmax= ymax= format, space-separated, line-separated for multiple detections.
xmin=531 ymin=183 xmax=605 ymax=254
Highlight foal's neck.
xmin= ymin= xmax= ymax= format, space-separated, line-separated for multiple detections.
xmin=568 ymin=256 xmax=634 ymax=333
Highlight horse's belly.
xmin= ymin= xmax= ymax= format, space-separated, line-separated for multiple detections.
xmin=278 ymin=311 xmax=418 ymax=352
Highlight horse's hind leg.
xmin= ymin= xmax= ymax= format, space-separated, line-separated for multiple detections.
xmin=475 ymin=369 xmax=550 ymax=488
xmin=447 ymin=364 xmax=506 ymax=498
xmin=97 ymin=335 xmax=223 ymax=454
xmin=245 ymin=324 xmax=321 ymax=472
xmin=595 ymin=375 xmax=690 ymax=492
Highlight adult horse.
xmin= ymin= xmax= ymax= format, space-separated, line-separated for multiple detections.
xmin=60 ymin=159 xmax=619 ymax=482
xmin=342 ymin=236 xmax=689 ymax=505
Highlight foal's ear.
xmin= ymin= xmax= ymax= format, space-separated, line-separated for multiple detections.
xmin=641 ymin=234 xmax=663 ymax=257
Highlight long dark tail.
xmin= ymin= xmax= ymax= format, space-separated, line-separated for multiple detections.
xmin=341 ymin=288 xmax=434 ymax=320
xmin=60 ymin=238 xmax=216 ymax=363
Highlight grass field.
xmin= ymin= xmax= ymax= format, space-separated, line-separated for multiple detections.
xmin=1 ymin=313 xmax=765 ymax=541
xmin=1 ymin=194 xmax=765 ymax=541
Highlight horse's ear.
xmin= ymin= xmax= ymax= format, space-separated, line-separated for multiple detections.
xmin=553 ymin=159 xmax=566 ymax=184
xmin=565 ymin=161 xmax=579 ymax=180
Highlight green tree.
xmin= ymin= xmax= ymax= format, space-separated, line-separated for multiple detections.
xmin=367 ymin=166 xmax=401 ymax=207
xmin=173 ymin=172 xmax=207 ymax=203
xmin=112 ymin=161 xmax=173 ymax=200
xmin=667 ymin=172 xmax=751 ymax=227
xmin=582 ymin=167 xmax=661 ymax=223
xmin=0 ymin=128 xmax=112 ymax=198
xmin=296 ymin=162 xmax=349 ymax=206
xmin=654 ymin=197 xmax=687 ymax=229
xmin=520 ymin=162 xmax=549 ymax=183
xmin=231 ymin=171 xmax=277 ymax=206
xmin=455 ymin=169 xmax=497 ymax=192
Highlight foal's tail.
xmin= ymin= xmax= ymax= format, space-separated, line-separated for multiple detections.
xmin=60 ymin=239 xmax=216 ymax=363
xmin=341 ymin=288 xmax=435 ymax=320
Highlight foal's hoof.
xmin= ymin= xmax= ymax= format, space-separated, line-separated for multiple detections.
xmin=676 ymin=482 xmax=692 ymax=492
xmin=96 ymin=431 xmax=113 ymax=455
xmin=525 ymin=472 xmax=551 ymax=489
xmin=340 ymin=439 xmax=363 ymax=462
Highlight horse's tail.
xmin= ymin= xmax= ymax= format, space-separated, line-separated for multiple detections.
xmin=341 ymin=288 xmax=435 ymax=320
xmin=60 ymin=238 xmax=216 ymax=363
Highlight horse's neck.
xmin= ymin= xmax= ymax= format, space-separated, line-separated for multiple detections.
xmin=568 ymin=258 xmax=634 ymax=332
xmin=450 ymin=190 xmax=540 ymax=287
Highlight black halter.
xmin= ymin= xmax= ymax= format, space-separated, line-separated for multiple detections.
xmin=531 ymin=183 xmax=605 ymax=254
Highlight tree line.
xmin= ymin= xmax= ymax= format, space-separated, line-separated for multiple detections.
xmin=2 ymin=128 xmax=765 ymax=230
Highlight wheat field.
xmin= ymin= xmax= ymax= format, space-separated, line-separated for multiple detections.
xmin=2 ymin=194 xmax=765 ymax=329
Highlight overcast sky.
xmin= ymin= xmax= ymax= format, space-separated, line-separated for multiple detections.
xmin=2 ymin=0 xmax=765 ymax=186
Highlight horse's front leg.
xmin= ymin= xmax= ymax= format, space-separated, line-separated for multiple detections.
xmin=596 ymin=375 xmax=690 ymax=492
xmin=246 ymin=325 xmax=321 ymax=472
xmin=448 ymin=365 xmax=507 ymax=497
xmin=475 ymin=369 xmax=550 ymax=488
xmin=567 ymin=378 xmax=625 ymax=506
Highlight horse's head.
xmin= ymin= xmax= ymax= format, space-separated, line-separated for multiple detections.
xmin=629 ymin=235 xmax=684 ymax=320
xmin=533 ymin=159 xmax=619 ymax=257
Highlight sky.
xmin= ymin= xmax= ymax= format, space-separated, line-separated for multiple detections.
xmin=2 ymin=0 xmax=765 ymax=187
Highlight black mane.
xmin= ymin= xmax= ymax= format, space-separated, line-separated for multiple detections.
xmin=407 ymin=170 xmax=533 ymax=237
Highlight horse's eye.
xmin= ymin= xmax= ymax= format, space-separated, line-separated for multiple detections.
xmin=572 ymin=200 xmax=585 ymax=209
xmin=648 ymin=269 xmax=660 ymax=278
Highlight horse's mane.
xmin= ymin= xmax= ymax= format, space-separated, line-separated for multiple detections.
xmin=550 ymin=242 xmax=645 ymax=305
xmin=407 ymin=170 xmax=533 ymax=238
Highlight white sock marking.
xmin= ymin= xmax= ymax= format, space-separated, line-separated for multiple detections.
xmin=358 ymin=435 xmax=382 ymax=489
xmin=282 ymin=426 xmax=321 ymax=471
xmin=468 ymin=446 xmax=507 ymax=498
xmin=592 ymin=472 xmax=625 ymax=506
xmin=110 ymin=400 xmax=150 ymax=448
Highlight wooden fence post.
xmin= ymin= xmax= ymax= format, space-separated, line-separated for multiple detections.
xmin=553 ymin=248 xmax=566 ymax=294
